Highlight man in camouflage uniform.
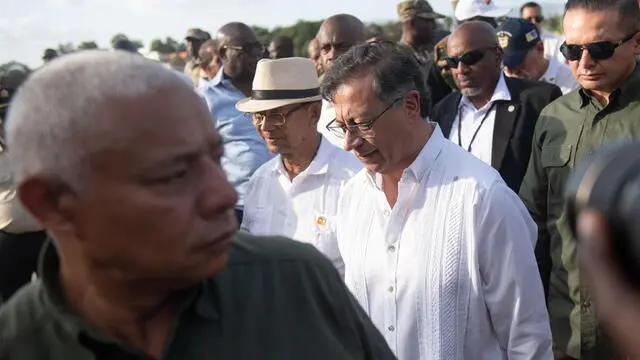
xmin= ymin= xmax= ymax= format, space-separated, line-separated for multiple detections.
xmin=184 ymin=28 xmax=210 ymax=86
xmin=398 ymin=0 xmax=457 ymax=107
xmin=397 ymin=0 xmax=444 ymax=66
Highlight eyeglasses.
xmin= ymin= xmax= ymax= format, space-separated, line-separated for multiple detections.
xmin=560 ymin=32 xmax=637 ymax=62
xmin=251 ymin=102 xmax=309 ymax=127
xmin=524 ymin=15 xmax=544 ymax=23
xmin=224 ymin=42 xmax=264 ymax=54
xmin=442 ymin=46 xmax=498 ymax=70
xmin=325 ymin=97 xmax=403 ymax=139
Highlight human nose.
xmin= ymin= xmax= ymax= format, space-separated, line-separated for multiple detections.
xmin=198 ymin=157 xmax=238 ymax=218
xmin=578 ymin=48 xmax=596 ymax=69
xmin=343 ymin=129 xmax=362 ymax=152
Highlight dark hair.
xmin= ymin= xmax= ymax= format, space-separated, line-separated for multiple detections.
xmin=320 ymin=41 xmax=430 ymax=118
xmin=198 ymin=39 xmax=220 ymax=66
xmin=565 ymin=0 xmax=640 ymax=32
xmin=520 ymin=2 xmax=542 ymax=14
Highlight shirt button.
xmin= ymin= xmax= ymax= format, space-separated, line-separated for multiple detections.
xmin=387 ymin=286 xmax=394 ymax=292
xmin=383 ymin=210 xmax=390 ymax=216
xmin=388 ymin=245 xmax=396 ymax=252
xmin=388 ymin=325 xmax=395 ymax=332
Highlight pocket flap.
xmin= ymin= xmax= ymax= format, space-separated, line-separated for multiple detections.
xmin=541 ymin=145 xmax=572 ymax=167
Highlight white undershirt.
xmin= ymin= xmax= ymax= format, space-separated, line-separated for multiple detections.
xmin=448 ymin=73 xmax=511 ymax=166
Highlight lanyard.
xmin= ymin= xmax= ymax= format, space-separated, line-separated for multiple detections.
xmin=457 ymin=102 xmax=497 ymax=152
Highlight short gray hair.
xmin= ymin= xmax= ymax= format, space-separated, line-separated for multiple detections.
xmin=6 ymin=50 xmax=192 ymax=189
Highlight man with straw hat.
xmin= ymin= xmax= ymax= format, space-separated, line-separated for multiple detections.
xmin=236 ymin=57 xmax=361 ymax=277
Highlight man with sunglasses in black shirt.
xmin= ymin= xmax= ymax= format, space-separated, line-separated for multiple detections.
xmin=430 ymin=21 xmax=561 ymax=193
xmin=519 ymin=0 xmax=640 ymax=359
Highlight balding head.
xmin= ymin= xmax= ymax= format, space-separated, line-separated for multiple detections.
xmin=8 ymin=51 xmax=196 ymax=188
xmin=269 ymin=35 xmax=294 ymax=59
xmin=316 ymin=14 xmax=365 ymax=72
xmin=448 ymin=21 xmax=498 ymax=51
xmin=446 ymin=21 xmax=503 ymax=100
xmin=8 ymin=50 xmax=238 ymax=286
xmin=216 ymin=22 xmax=262 ymax=81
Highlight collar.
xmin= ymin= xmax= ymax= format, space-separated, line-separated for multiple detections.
xmin=275 ymin=135 xmax=332 ymax=178
xmin=578 ymin=62 xmax=640 ymax=108
xmin=460 ymin=72 xmax=511 ymax=111
xmin=209 ymin=66 xmax=225 ymax=87
xmin=540 ymin=59 xmax=559 ymax=84
xmin=365 ymin=123 xmax=446 ymax=188
xmin=39 ymin=240 xmax=220 ymax=343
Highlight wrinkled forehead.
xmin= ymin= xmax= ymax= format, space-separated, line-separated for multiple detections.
xmin=94 ymin=88 xmax=217 ymax=166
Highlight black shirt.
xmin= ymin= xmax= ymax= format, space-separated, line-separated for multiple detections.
xmin=0 ymin=233 xmax=396 ymax=360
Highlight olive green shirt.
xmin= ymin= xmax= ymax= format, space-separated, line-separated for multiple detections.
xmin=519 ymin=64 xmax=640 ymax=360
xmin=0 ymin=233 xmax=396 ymax=360
xmin=184 ymin=59 xmax=201 ymax=87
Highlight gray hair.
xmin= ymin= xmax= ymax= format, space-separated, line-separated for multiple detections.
xmin=6 ymin=50 xmax=193 ymax=190
xmin=320 ymin=41 xmax=430 ymax=118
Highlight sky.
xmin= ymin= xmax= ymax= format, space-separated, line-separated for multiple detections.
xmin=0 ymin=0 xmax=564 ymax=68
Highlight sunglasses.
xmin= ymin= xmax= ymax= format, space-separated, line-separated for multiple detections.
xmin=442 ymin=46 xmax=497 ymax=70
xmin=524 ymin=15 xmax=544 ymax=23
xmin=560 ymin=32 xmax=637 ymax=61
xmin=224 ymin=42 xmax=264 ymax=54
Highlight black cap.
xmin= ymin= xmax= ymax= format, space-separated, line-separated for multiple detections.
xmin=496 ymin=18 xmax=541 ymax=68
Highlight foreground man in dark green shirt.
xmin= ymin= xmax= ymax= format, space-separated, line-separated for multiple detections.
xmin=0 ymin=51 xmax=396 ymax=360
xmin=519 ymin=0 xmax=640 ymax=359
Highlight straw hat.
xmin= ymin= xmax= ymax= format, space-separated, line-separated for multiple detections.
xmin=235 ymin=57 xmax=322 ymax=113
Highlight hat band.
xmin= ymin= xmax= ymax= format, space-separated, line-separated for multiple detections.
xmin=251 ymin=88 xmax=320 ymax=100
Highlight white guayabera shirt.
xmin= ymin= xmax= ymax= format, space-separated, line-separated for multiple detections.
xmin=336 ymin=125 xmax=553 ymax=360
xmin=241 ymin=136 xmax=362 ymax=277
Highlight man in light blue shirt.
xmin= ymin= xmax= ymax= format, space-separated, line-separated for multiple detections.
xmin=200 ymin=22 xmax=273 ymax=222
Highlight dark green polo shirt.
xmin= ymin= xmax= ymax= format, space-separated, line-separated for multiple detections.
xmin=0 ymin=233 xmax=396 ymax=360
xmin=519 ymin=64 xmax=640 ymax=360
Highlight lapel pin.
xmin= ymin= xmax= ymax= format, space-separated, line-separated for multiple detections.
xmin=507 ymin=105 xmax=515 ymax=112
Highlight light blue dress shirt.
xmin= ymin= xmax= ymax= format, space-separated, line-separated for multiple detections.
xmin=199 ymin=68 xmax=274 ymax=209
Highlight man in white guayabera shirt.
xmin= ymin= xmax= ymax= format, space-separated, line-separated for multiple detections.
xmin=321 ymin=41 xmax=552 ymax=360
xmin=238 ymin=57 xmax=361 ymax=277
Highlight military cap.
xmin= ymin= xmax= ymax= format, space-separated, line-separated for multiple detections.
xmin=185 ymin=28 xmax=210 ymax=41
xmin=398 ymin=0 xmax=445 ymax=21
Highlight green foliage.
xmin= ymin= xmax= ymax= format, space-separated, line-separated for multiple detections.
xmin=546 ymin=15 xmax=563 ymax=35
xmin=57 ymin=42 xmax=75 ymax=54
xmin=150 ymin=37 xmax=182 ymax=54
xmin=77 ymin=41 xmax=99 ymax=50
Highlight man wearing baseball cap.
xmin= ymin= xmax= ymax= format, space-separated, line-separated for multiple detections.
xmin=184 ymin=28 xmax=211 ymax=86
xmin=498 ymin=18 xmax=578 ymax=94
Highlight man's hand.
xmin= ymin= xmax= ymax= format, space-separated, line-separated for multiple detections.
xmin=578 ymin=210 xmax=640 ymax=358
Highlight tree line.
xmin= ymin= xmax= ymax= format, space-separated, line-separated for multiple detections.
xmin=0 ymin=15 xmax=564 ymax=87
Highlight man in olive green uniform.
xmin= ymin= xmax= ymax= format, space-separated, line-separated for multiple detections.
xmin=0 ymin=51 xmax=395 ymax=360
xmin=184 ymin=28 xmax=210 ymax=86
xmin=519 ymin=0 xmax=640 ymax=359
xmin=397 ymin=0 xmax=444 ymax=66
